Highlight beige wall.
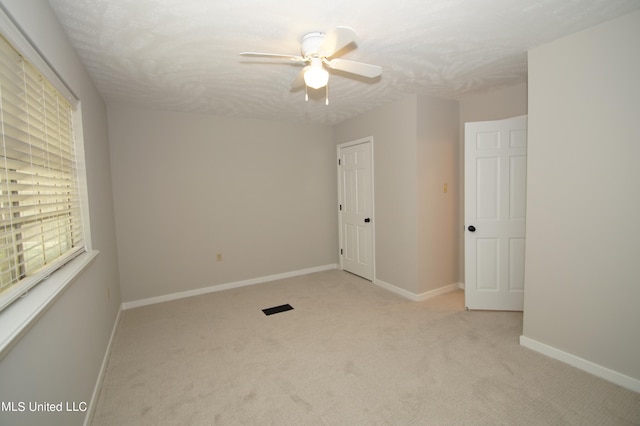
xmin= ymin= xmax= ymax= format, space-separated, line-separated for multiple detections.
xmin=108 ymin=87 xmax=520 ymax=302
xmin=108 ymin=106 xmax=336 ymax=302
xmin=0 ymin=1 xmax=122 ymax=425
xmin=523 ymin=11 xmax=640 ymax=382
xmin=459 ymin=83 xmax=528 ymax=124
xmin=417 ymin=97 xmax=460 ymax=294
xmin=334 ymin=95 xmax=459 ymax=296
xmin=333 ymin=96 xmax=419 ymax=293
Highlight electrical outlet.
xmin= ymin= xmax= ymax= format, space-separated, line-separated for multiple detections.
xmin=216 ymin=253 xmax=222 ymax=262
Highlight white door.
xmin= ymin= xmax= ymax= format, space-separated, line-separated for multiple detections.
xmin=465 ymin=115 xmax=527 ymax=311
xmin=338 ymin=138 xmax=374 ymax=281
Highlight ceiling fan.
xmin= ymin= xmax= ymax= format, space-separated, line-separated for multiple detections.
xmin=239 ymin=27 xmax=381 ymax=104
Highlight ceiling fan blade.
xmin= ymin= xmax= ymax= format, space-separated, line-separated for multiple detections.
xmin=327 ymin=58 xmax=382 ymax=78
xmin=290 ymin=66 xmax=309 ymax=90
xmin=239 ymin=52 xmax=305 ymax=62
xmin=319 ymin=26 xmax=358 ymax=58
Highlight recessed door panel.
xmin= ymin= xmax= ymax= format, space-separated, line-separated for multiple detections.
xmin=477 ymin=131 xmax=500 ymax=150
xmin=477 ymin=157 xmax=500 ymax=221
xmin=510 ymin=130 xmax=527 ymax=148
xmin=509 ymin=156 xmax=527 ymax=220
xmin=476 ymin=238 xmax=499 ymax=291
xmin=509 ymin=238 xmax=526 ymax=292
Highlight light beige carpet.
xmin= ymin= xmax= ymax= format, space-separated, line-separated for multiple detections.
xmin=91 ymin=270 xmax=640 ymax=425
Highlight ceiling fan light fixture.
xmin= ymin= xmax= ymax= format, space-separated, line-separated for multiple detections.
xmin=240 ymin=27 xmax=381 ymax=96
xmin=304 ymin=58 xmax=329 ymax=89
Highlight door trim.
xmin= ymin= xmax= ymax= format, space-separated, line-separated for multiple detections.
xmin=337 ymin=137 xmax=375 ymax=281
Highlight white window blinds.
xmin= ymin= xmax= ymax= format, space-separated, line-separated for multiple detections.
xmin=0 ymin=34 xmax=85 ymax=311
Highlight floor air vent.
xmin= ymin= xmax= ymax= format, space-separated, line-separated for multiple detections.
xmin=262 ymin=304 xmax=293 ymax=316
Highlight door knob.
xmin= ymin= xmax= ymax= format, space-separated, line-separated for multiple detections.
xmin=364 ymin=218 xmax=371 ymax=223
xmin=468 ymin=225 xmax=476 ymax=232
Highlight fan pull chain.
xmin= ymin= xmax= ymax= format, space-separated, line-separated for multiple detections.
xmin=305 ymin=85 xmax=309 ymax=102
xmin=325 ymin=83 xmax=329 ymax=105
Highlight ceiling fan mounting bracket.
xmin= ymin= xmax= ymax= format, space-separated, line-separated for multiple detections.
xmin=301 ymin=32 xmax=325 ymax=58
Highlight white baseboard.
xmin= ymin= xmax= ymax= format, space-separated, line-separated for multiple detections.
xmin=414 ymin=283 xmax=461 ymax=301
xmin=519 ymin=335 xmax=640 ymax=393
xmin=373 ymin=279 xmax=460 ymax=302
xmin=121 ymin=264 xmax=338 ymax=310
xmin=84 ymin=306 xmax=122 ymax=426
xmin=373 ymin=278 xmax=419 ymax=300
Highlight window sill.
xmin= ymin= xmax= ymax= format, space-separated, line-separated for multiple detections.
xmin=0 ymin=250 xmax=99 ymax=360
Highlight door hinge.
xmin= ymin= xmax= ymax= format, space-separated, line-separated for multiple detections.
xmin=339 ymin=204 xmax=342 ymax=211
xmin=340 ymin=248 xmax=343 ymax=255
xmin=338 ymin=158 xmax=341 ymax=166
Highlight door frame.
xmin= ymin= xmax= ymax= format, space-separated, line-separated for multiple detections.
xmin=337 ymin=137 xmax=376 ymax=280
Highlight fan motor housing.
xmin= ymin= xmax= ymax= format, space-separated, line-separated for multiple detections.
xmin=301 ymin=32 xmax=325 ymax=58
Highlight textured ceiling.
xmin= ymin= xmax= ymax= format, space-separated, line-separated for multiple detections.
xmin=47 ymin=0 xmax=640 ymax=125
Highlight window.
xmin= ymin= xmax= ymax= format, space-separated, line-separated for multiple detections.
xmin=0 ymin=33 xmax=85 ymax=311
